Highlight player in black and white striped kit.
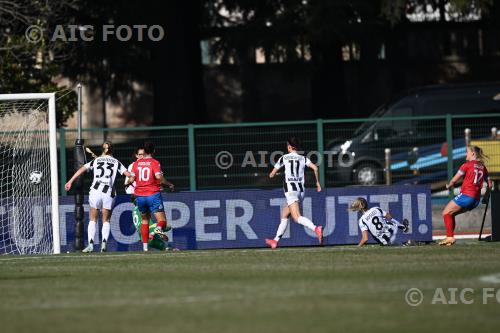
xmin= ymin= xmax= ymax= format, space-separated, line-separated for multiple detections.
xmin=350 ymin=197 xmax=409 ymax=247
xmin=265 ymin=137 xmax=323 ymax=249
xmin=65 ymin=142 xmax=132 ymax=252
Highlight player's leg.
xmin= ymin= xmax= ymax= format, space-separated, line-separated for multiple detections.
xmin=440 ymin=198 xmax=465 ymax=246
xmin=288 ymin=195 xmax=323 ymax=244
xmin=152 ymin=210 xmax=171 ymax=240
xmin=265 ymin=205 xmax=290 ymax=249
xmin=100 ymin=208 xmax=112 ymax=252
xmin=83 ymin=208 xmax=98 ymax=252
xmin=136 ymin=195 xmax=151 ymax=251
xmin=389 ymin=226 xmax=399 ymax=245
xmin=140 ymin=212 xmax=151 ymax=251
xmin=150 ymin=192 xmax=170 ymax=239
xmin=388 ymin=217 xmax=409 ymax=233
xmin=100 ymin=194 xmax=115 ymax=252
xmin=84 ymin=192 xmax=101 ymax=253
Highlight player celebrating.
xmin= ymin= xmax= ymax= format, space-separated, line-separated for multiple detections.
xmin=350 ymin=197 xmax=409 ymax=247
xmin=65 ymin=141 xmax=131 ymax=252
xmin=440 ymin=145 xmax=492 ymax=246
xmin=125 ymin=147 xmax=171 ymax=251
xmin=128 ymin=141 xmax=175 ymax=252
xmin=265 ymin=137 xmax=323 ymax=249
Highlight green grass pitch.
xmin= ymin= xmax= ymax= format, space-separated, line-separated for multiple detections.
xmin=1 ymin=241 xmax=500 ymax=333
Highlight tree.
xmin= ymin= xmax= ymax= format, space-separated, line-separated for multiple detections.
xmin=380 ymin=0 xmax=493 ymax=24
xmin=0 ymin=0 xmax=77 ymax=126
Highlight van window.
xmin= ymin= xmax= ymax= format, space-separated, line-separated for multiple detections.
xmin=376 ymin=106 xmax=413 ymax=138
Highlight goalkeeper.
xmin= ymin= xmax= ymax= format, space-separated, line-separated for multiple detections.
xmin=125 ymin=147 xmax=171 ymax=251
xmin=131 ymin=197 xmax=170 ymax=251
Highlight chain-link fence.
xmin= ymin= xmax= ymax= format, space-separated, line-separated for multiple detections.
xmin=59 ymin=113 xmax=500 ymax=196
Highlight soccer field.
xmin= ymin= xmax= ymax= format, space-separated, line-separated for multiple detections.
xmin=1 ymin=242 xmax=500 ymax=333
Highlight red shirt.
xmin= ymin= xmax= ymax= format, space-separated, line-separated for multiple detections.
xmin=458 ymin=160 xmax=488 ymax=200
xmin=131 ymin=157 xmax=163 ymax=196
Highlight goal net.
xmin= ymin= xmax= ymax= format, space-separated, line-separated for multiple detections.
xmin=0 ymin=94 xmax=60 ymax=255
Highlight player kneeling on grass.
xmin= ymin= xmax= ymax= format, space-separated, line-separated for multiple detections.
xmin=265 ymin=137 xmax=323 ymax=249
xmin=65 ymin=141 xmax=132 ymax=253
xmin=127 ymin=141 xmax=175 ymax=252
xmin=350 ymin=198 xmax=409 ymax=247
xmin=130 ymin=196 xmax=171 ymax=251
xmin=440 ymin=145 xmax=492 ymax=246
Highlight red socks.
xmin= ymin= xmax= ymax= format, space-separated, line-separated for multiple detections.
xmin=141 ymin=224 xmax=149 ymax=243
xmin=443 ymin=214 xmax=455 ymax=237
xmin=157 ymin=220 xmax=167 ymax=230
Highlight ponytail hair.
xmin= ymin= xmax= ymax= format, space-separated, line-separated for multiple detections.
xmin=102 ymin=141 xmax=113 ymax=156
xmin=350 ymin=197 xmax=368 ymax=212
xmin=470 ymin=145 xmax=488 ymax=164
xmin=287 ymin=136 xmax=302 ymax=150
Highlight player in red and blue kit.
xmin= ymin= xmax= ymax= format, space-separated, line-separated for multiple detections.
xmin=128 ymin=142 xmax=175 ymax=251
xmin=441 ymin=145 xmax=492 ymax=246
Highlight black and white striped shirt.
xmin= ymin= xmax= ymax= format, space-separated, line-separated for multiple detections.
xmin=274 ymin=152 xmax=312 ymax=192
xmin=358 ymin=207 xmax=395 ymax=245
xmin=84 ymin=156 xmax=127 ymax=196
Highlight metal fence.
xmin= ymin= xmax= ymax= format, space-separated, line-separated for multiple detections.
xmin=59 ymin=113 xmax=500 ymax=196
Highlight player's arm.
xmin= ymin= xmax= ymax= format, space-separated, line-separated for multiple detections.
xmin=157 ymin=174 xmax=175 ymax=191
xmin=307 ymin=162 xmax=321 ymax=192
xmin=64 ymin=165 xmax=88 ymax=191
xmin=358 ymin=230 xmax=369 ymax=247
xmin=269 ymin=157 xmax=283 ymax=179
xmin=269 ymin=167 xmax=280 ymax=178
xmin=119 ymin=163 xmax=134 ymax=185
xmin=446 ymin=170 xmax=464 ymax=189
xmin=384 ymin=212 xmax=393 ymax=222
xmin=125 ymin=176 xmax=134 ymax=186
xmin=483 ymin=174 xmax=493 ymax=204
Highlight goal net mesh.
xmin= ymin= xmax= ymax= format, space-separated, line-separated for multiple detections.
xmin=0 ymin=98 xmax=55 ymax=255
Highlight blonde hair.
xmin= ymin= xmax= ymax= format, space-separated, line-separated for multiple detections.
xmin=469 ymin=145 xmax=488 ymax=164
xmin=102 ymin=141 xmax=113 ymax=156
xmin=350 ymin=197 xmax=368 ymax=212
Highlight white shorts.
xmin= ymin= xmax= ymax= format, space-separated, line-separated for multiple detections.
xmin=376 ymin=226 xmax=398 ymax=245
xmin=88 ymin=190 xmax=115 ymax=210
xmin=284 ymin=191 xmax=304 ymax=206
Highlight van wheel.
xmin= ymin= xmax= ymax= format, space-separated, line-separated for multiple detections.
xmin=354 ymin=163 xmax=381 ymax=185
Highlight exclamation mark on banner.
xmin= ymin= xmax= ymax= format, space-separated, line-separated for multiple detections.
xmin=402 ymin=194 xmax=412 ymax=233
xmin=417 ymin=193 xmax=429 ymax=235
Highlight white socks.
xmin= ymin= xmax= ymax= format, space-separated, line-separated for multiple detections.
xmin=297 ymin=216 xmax=316 ymax=231
xmin=390 ymin=218 xmax=403 ymax=228
xmin=88 ymin=221 xmax=96 ymax=243
xmin=102 ymin=222 xmax=110 ymax=242
xmin=274 ymin=219 xmax=289 ymax=241
xmin=143 ymin=243 xmax=148 ymax=251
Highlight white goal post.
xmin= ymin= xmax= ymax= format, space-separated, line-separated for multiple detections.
xmin=0 ymin=93 xmax=60 ymax=254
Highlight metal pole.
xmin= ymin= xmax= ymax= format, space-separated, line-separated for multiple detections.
xmin=77 ymin=83 xmax=82 ymax=141
xmin=59 ymin=128 xmax=67 ymax=196
xmin=316 ymin=119 xmax=326 ymax=188
xmin=74 ymin=83 xmax=86 ymax=250
xmin=465 ymin=128 xmax=471 ymax=146
xmin=188 ymin=124 xmax=197 ymax=191
xmin=385 ymin=148 xmax=391 ymax=185
xmin=446 ymin=114 xmax=454 ymax=197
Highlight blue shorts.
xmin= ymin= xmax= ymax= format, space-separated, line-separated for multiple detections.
xmin=453 ymin=193 xmax=480 ymax=211
xmin=136 ymin=193 xmax=164 ymax=214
